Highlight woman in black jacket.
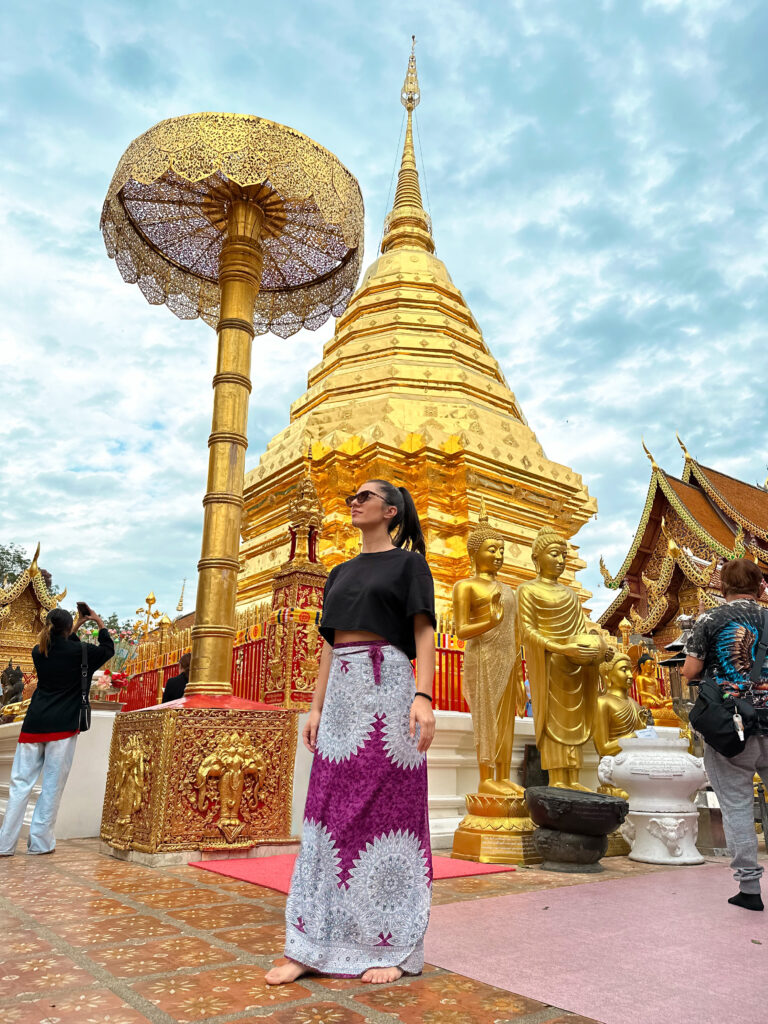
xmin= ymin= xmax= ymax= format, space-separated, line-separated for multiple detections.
xmin=0 ymin=605 xmax=114 ymax=856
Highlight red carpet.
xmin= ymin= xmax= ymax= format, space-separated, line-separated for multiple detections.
xmin=425 ymin=863 xmax=768 ymax=1024
xmin=191 ymin=853 xmax=514 ymax=893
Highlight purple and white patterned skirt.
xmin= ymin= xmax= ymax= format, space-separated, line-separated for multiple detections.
xmin=284 ymin=641 xmax=432 ymax=976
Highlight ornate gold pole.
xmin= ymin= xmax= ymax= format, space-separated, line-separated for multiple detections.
xmin=188 ymin=199 xmax=265 ymax=695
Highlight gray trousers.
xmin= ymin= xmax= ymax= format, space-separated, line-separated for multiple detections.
xmin=0 ymin=736 xmax=78 ymax=855
xmin=704 ymin=735 xmax=768 ymax=894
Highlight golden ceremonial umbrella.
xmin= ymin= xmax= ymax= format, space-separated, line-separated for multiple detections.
xmin=101 ymin=113 xmax=364 ymax=695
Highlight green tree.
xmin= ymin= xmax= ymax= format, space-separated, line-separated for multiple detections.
xmin=0 ymin=543 xmax=30 ymax=585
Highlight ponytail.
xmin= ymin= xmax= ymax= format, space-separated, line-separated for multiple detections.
xmin=38 ymin=608 xmax=74 ymax=657
xmin=370 ymin=480 xmax=427 ymax=556
xmin=38 ymin=621 xmax=54 ymax=657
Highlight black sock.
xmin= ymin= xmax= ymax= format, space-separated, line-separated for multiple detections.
xmin=728 ymin=892 xmax=764 ymax=911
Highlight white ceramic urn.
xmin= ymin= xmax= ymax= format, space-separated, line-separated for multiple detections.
xmin=597 ymin=728 xmax=708 ymax=866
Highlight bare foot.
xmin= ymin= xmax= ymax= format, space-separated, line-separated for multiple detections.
xmin=265 ymin=959 xmax=309 ymax=986
xmin=552 ymin=782 xmax=592 ymax=793
xmin=361 ymin=966 xmax=404 ymax=984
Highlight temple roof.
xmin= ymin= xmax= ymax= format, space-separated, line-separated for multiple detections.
xmin=661 ymin=474 xmax=735 ymax=550
xmin=0 ymin=543 xmax=65 ymax=626
xmin=598 ymin=442 xmax=768 ymax=634
xmin=686 ymin=461 xmax=768 ymax=538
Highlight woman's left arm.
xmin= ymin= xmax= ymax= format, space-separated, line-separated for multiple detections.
xmin=410 ymin=612 xmax=436 ymax=753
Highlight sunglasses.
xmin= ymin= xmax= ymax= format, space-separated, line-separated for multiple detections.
xmin=344 ymin=489 xmax=387 ymax=508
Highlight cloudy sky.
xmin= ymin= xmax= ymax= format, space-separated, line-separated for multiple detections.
xmin=2 ymin=0 xmax=767 ymax=623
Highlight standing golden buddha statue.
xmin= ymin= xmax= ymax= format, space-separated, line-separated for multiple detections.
xmin=453 ymin=506 xmax=525 ymax=796
xmin=517 ymin=526 xmax=606 ymax=790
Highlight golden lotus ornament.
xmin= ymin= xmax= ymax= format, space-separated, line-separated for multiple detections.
xmin=100 ymin=112 xmax=363 ymax=860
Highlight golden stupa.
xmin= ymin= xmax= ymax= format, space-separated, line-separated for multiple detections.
xmin=239 ymin=45 xmax=596 ymax=612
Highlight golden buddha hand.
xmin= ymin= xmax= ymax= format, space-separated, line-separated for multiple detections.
xmin=490 ymin=589 xmax=504 ymax=624
xmin=552 ymin=635 xmax=604 ymax=664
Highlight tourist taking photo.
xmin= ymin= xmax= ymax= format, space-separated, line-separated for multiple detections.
xmin=0 ymin=604 xmax=114 ymax=856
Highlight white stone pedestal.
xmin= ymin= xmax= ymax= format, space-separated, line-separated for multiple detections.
xmin=0 ymin=708 xmax=120 ymax=843
xmin=598 ymin=727 xmax=707 ymax=866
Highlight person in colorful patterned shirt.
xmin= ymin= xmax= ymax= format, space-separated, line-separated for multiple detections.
xmin=683 ymin=558 xmax=768 ymax=912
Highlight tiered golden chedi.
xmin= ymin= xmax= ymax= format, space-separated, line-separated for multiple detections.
xmin=239 ymin=47 xmax=596 ymax=612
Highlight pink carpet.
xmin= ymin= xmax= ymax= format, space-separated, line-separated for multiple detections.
xmin=191 ymin=853 xmax=514 ymax=893
xmin=425 ymin=863 xmax=768 ymax=1024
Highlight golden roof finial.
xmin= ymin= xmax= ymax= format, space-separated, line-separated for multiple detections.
xmin=641 ymin=439 xmax=659 ymax=472
xmin=382 ymin=39 xmax=434 ymax=254
xmin=176 ymin=579 xmax=186 ymax=613
xmin=676 ymin=432 xmax=691 ymax=460
xmin=393 ymin=40 xmax=423 ymax=211
xmin=401 ymin=36 xmax=420 ymax=112
xmin=29 ymin=542 xmax=41 ymax=577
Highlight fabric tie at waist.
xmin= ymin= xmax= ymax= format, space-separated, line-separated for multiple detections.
xmin=333 ymin=641 xmax=388 ymax=685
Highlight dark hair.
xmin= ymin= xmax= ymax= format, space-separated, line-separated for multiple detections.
xmin=38 ymin=607 xmax=74 ymax=656
xmin=370 ymin=480 xmax=426 ymax=556
xmin=179 ymin=652 xmax=192 ymax=672
xmin=637 ymin=653 xmax=654 ymax=670
xmin=720 ymin=557 xmax=763 ymax=598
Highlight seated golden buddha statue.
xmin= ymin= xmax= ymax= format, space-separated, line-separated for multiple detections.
xmin=453 ymin=507 xmax=525 ymax=796
xmin=635 ymin=653 xmax=678 ymax=725
xmin=517 ymin=526 xmax=606 ymax=791
xmin=594 ymin=650 xmax=647 ymax=759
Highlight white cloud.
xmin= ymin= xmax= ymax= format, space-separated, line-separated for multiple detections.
xmin=3 ymin=0 xmax=768 ymax=626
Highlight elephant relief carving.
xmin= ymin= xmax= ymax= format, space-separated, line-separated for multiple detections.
xmin=648 ymin=816 xmax=688 ymax=857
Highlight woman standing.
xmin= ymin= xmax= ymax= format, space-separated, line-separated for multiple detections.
xmin=266 ymin=480 xmax=436 ymax=986
xmin=0 ymin=605 xmax=114 ymax=856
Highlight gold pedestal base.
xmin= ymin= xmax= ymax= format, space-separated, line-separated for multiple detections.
xmin=651 ymin=708 xmax=681 ymax=727
xmin=100 ymin=701 xmax=298 ymax=856
xmin=452 ymin=792 xmax=542 ymax=865
xmin=604 ymin=829 xmax=631 ymax=857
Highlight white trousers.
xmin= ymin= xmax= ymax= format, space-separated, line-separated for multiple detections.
xmin=0 ymin=736 xmax=78 ymax=855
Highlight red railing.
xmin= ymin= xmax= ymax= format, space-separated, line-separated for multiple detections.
xmin=121 ymin=669 xmax=161 ymax=711
xmin=434 ymin=646 xmax=468 ymax=712
xmin=121 ymin=639 xmax=269 ymax=711
xmin=231 ymin=637 xmax=268 ymax=703
xmin=121 ymin=633 xmax=489 ymax=714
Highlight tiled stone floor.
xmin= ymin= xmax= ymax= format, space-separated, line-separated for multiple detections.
xmin=0 ymin=839 xmax=667 ymax=1024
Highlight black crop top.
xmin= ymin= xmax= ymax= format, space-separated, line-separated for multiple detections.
xmin=320 ymin=547 xmax=436 ymax=660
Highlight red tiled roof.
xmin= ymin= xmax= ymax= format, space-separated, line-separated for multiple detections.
xmin=663 ymin=474 xmax=735 ymax=549
xmin=696 ymin=465 xmax=768 ymax=532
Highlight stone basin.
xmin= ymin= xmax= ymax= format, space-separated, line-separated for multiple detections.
xmin=525 ymin=786 xmax=628 ymax=838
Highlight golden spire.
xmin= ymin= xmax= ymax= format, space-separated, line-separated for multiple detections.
xmin=393 ymin=37 xmax=422 ymax=209
xmin=381 ymin=37 xmax=434 ymax=254
xmin=676 ymin=433 xmax=691 ymax=460
xmin=641 ymin=439 xmax=659 ymax=472
xmin=176 ymin=579 xmax=186 ymax=613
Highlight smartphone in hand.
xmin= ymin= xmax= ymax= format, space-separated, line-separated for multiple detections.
xmin=77 ymin=602 xmax=91 ymax=619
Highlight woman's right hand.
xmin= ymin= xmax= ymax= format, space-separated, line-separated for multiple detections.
xmin=302 ymin=707 xmax=322 ymax=754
